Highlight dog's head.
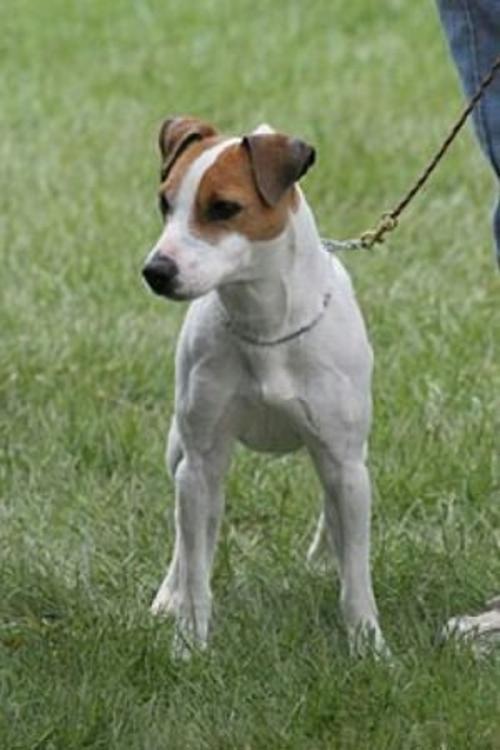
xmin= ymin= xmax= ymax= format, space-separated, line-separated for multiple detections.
xmin=142 ymin=116 xmax=316 ymax=300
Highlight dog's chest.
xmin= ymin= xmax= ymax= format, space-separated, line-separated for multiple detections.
xmin=253 ymin=348 xmax=297 ymax=402
xmin=243 ymin=347 xmax=297 ymax=403
xmin=235 ymin=347 xmax=311 ymax=453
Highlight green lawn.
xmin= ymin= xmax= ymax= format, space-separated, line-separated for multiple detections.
xmin=1 ymin=1 xmax=499 ymax=748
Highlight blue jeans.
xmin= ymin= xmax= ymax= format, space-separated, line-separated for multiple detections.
xmin=437 ymin=0 xmax=500 ymax=262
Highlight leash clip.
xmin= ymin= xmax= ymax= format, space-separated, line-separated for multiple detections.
xmin=360 ymin=212 xmax=398 ymax=249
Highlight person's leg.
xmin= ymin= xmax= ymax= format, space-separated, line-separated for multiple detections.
xmin=437 ymin=0 xmax=500 ymax=262
xmin=436 ymin=2 xmax=500 ymax=647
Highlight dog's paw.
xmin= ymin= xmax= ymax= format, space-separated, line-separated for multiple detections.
xmin=151 ymin=585 xmax=211 ymax=660
xmin=348 ymin=622 xmax=392 ymax=662
xmin=150 ymin=586 xmax=176 ymax=618
xmin=171 ymin=622 xmax=209 ymax=661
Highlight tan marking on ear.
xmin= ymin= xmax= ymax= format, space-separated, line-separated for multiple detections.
xmin=158 ymin=116 xmax=218 ymax=180
xmin=159 ymin=135 xmax=223 ymax=204
xmin=191 ymin=143 xmax=298 ymax=242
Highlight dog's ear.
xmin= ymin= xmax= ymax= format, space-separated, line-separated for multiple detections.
xmin=158 ymin=116 xmax=217 ymax=180
xmin=242 ymin=133 xmax=316 ymax=207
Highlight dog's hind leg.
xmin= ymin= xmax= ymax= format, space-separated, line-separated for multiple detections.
xmin=307 ymin=512 xmax=328 ymax=567
xmin=150 ymin=419 xmax=184 ymax=620
xmin=307 ymin=509 xmax=341 ymax=573
xmin=166 ymin=417 xmax=183 ymax=479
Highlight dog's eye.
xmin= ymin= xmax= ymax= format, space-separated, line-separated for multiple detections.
xmin=158 ymin=194 xmax=170 ymax=219
xmin=206 ymin=200 xmax=242 ymax=222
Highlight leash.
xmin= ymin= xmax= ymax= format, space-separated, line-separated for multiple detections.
xmin=323 ymin=54 xmax=500 ymax=253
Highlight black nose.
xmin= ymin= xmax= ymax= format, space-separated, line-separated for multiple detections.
xmin=142 ymin=255 xmax=179 ymax=297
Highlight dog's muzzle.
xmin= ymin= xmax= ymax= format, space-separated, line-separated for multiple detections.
xmin=142 ymin=254 xmax=179 ymax=298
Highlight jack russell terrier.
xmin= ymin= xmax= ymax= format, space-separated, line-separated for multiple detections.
xmin=142 ymin=116 xmax=388 ymax=657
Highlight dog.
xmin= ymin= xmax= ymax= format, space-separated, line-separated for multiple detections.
xmin=142 ymin=116 xmax=387 ymax=657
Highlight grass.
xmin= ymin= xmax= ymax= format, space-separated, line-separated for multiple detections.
xmin=1 ymin=0 xmax=499 ymax=747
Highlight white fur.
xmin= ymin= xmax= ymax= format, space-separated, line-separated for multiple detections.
xmin=252 ymin=122 xmax=275 ymax=135
xmin=146 ymin=138 xmax=387 ymax=658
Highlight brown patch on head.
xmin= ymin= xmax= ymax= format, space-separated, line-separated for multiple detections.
xmin=158 ymin=115 xmax=218 ymax=181
xmin=157 ymin=119 xmax=224 ymax=219
xmin=192 ymin=136 xmax=314 ymax=243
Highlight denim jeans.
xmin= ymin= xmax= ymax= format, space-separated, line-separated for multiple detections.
xmin=437 ymin=0 xmax=500 ymax=262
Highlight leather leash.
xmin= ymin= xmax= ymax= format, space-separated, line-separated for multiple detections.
xmin=323 ymin=54 xmax=500 ymax=253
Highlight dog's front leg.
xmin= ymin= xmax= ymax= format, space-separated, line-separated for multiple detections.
xmin=151 ymin=437 xmax=231 ymax=656
xmin=310 ymin=448 xmax=388 ymax=657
